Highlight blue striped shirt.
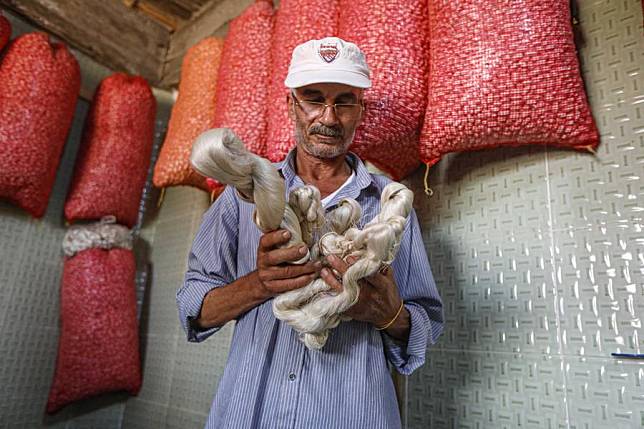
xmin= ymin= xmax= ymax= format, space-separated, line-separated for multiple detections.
xmin=177 ymin=150 xmax=444 ymax=428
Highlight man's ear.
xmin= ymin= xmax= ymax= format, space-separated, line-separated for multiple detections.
xmin=287 ymin=92 xmax=295 ymax=122
xmin=357 ymin=98 xmax=366 ymax=121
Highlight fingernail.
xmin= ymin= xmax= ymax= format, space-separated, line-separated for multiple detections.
xmin=314 ymin=261 xmax=323 ymax=268
xmin=321 ymin=268 xmax=329 ymax=276
xmin=283 ymin=231 xmax=290 ymax=238
xmin=299 ymin=246 xmax=307 ymax=255
xmin=327 ymin=254 xmax=336 ymax=262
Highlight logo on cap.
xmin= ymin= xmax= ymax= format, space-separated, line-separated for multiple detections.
xmin=319 ymin=43 xmax=339 ymax=63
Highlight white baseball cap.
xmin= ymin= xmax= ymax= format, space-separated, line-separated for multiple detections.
xmin=284 ymin=37 xmax=372 ymax=89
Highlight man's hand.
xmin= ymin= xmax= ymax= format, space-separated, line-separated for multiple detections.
xmin=320 ymin=254 xmax=403 ymax=328
xmin=256 ymin=229 xmax=322 ymax=298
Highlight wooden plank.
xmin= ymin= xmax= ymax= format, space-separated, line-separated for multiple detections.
xmin=137 ymin=1 xmax=179 ymax=32
xmin=143 ymin=0 xmax=192 ymax=21
xmin=0 ymin=0 xmax=170 ymax=87
xmin=172 ymin=0 xmax=209 ymax=13
xmin=159 ymin=0 xmax=254 ymax=87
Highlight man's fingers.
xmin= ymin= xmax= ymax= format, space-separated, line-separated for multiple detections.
xmin=324 ymin=254 xmax=394 ymax=290
xmin=346 ymin=255 xmax=359 ymax=265
xmin=263 ymin=261 xmax=322 ymax=280
xmin=320 ymin=268 xmax=343 ymax=292
xmin=259 ymin=229 xmax=292 ymax=251
xmin=325 ymin=254 xmax=350 ymax=275
xmin=265 ymin=244 xmax=309 ymax=266
xmin=267 ymin=273 xmax=318 ymax=294
xmin=364 ymin=266 xmax=395 ymax=289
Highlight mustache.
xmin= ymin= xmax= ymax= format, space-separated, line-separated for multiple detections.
xmin=309 ymin=124 xmax=343 ymax=138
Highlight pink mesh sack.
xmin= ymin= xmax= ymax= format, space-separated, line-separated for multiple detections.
xmin=65 ymin=73 xmax=156 ymax=228
xmin=153 ymin=37 xmax=224 ymax=191
xmin=0 ymin=32 xmax=80 ymax=217
xmin=265 ymin=0 xmax=339 ymax=162
xmin=336 ymin=0 xmax=429 ymax=180
xmin=420 ymin=0 xmax=599 ymax=168
xmin=0 ymin=13 xmax=10 ymax=51
xmin=213 ymin=0 xmax=274 ymax=156
xmin=47 ymin=242 xmax=141 ymax=413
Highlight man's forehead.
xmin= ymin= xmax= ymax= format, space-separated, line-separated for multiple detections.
xmin=296 ymin=83 xmax=362 ymax=98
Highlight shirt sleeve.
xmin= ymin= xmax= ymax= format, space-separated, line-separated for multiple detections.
xmin=381 ymin=208 xmax=444 ymax=375
xmin=176 ymin=186 xmax=239 ymax=343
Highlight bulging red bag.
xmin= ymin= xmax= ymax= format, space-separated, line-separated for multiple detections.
xmin=0 ymin=32 xmax=80 ymax=217
xmin=64 ymin=73 xmax=156 ymax=228
xmin=420 ymin=0 xmax=599 ymax=167
xmin=0 ymin=13 xmax=10 ymax=51
xmin=47 ymin=246 xmax=141 ymax=414
xmin=153 ymin=37 xmax=224 ymax=191
xmin=265 ymin=0 xmax=339 ymax=162
xmin=337 ymin=0 xmax=429 ymax=180
xmin=213 ymin=0 xmax=274 ymax=156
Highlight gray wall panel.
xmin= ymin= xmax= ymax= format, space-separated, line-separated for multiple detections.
xmin=406 ymin=1 xmax=644 ymax=428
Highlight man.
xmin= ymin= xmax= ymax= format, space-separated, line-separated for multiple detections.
xmin=177 ymin=37 xmax=444 ymax=428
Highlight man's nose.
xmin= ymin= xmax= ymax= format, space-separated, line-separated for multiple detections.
xmin=318 ymin=104 xmax=340 ymax=127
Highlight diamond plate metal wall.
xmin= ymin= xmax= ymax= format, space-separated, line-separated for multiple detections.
xmin=122 ymin=187 xmax=234 ymax=429
xmin=0 ymin=9 xmax=175 ymax=428
xmin=407 ymin=351 xmax=568 ymax=429
xmin=0 ymin=7 xmax=232 ymax=429
xmin=0 ymin=68 xmax=124 ymax=429
xmin=406 ymin=0 xmax=644 ymax=428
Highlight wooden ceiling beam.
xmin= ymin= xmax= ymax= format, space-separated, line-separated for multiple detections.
xmin=136 ymin=1 xmax=180 ymax=32
xmin=147 ymin=0 xmax=193 ymax=21
xmin=0 ymin=0 xmax=170 ymax=87
xmin=172 ymin=0 xmax=209 ymax=14
xmin=0 ymin=0 xmax=281 ymax=90
xmin=159 ymin=0 xmax=255 ymax=87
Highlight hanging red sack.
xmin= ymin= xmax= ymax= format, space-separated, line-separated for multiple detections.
xmin=335 ymin=0 xmax=429 ymax=180
xmin=47 ymin=219 xmax=141 ymax=414
xmin=419 ymin=0 xmax=599 ymax=168
xmin=153 ymin=37 xmax=224 ymax=191
xmin=0 ymin=13 xmax=10 ymax=51
xmin=213 ymin=0 xmax=274 ymax=157
xmin=64 ymin=73 xmax=156 ymax=228
xmin=0 ymin=32 xmax=80 ymax=217
xmin=265 ymin=0 xmax=339 ymax=162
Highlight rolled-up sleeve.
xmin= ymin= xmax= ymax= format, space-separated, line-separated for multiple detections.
xmin=382 ymin=209 xmax=444 ymax=375
xmin=176 ymin=186 xmax=239 ymax=343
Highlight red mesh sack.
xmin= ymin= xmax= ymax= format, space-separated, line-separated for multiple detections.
xmin=213 ymin=0 xmax=274 ymax=156
xmin=335 ymin=0 xmax=428 ymax=180
xmin=0 ymin=32 xmax=80 ymax=217
xmin=47 ymin=246 xmax=141 ymax=413
xmin=153 ymin=37 xmax=224 ymax=191
xmin=64 ymin=73 xmax=156 ymax=227
xmin=420 ymin=0 xmax=600 ymax=168
xmin=0 ymin=14 xmax=10 ymax=51
xmin=265 ymin=0 xmax=339 ymax=162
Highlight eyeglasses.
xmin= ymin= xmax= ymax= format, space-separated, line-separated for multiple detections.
xmin=291 ymin=91 xmax=363 ymax=120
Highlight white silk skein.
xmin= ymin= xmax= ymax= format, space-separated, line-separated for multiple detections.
xmin=272 ymin=197 xmax=362 ymax=330
xmin=327 ymin=198 xmax=362 ymax=235
xmin=190 ymin=128 xmax=308 ymax=263
xmin=275 ymin=184 xmax=413 ymax=350
xmin=288 ymin=185 xmax=325 ymax=247
xmin=298 ymin=183 xmax=413 ymax=349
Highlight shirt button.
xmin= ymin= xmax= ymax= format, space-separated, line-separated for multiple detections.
xmin=288 ymin=373 xmax=296 ymax=381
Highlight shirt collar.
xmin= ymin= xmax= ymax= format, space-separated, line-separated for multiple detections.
xmin=276 ymin=148 xmax=376 ymax=207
